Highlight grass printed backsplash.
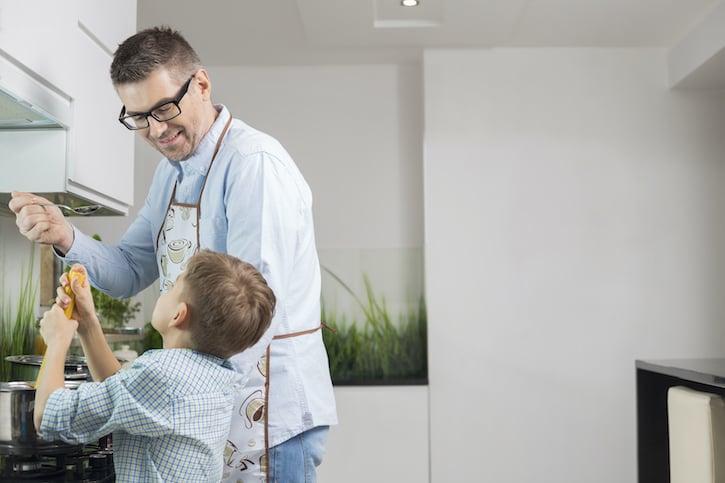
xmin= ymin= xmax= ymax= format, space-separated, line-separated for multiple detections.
xmin=321 ymin=268 xmax=427 ymax=385
xmin=0 ymin=247 xmax=38 ymax=382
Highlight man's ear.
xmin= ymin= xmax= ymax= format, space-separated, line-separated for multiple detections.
xmin=169 ymin=302 xmax=191 ymax=329
xmin=195 ymin=69 xmax=212 ymax=101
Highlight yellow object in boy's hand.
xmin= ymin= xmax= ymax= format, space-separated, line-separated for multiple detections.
xmin=63 ymin=271 xmax=85 ymax=319
xmin=35 ymin=271 xmax=86 ymax=389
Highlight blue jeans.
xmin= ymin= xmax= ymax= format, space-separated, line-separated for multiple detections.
xmin=269 ymin=426 xmax=329 ymax=483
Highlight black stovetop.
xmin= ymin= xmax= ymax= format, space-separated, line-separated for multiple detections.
xmin=0 ymin=439 xmax=114 ymax=482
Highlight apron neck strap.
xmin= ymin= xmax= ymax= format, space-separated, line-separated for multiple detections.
xmin=211 ymin=115 xmax=233 ymax=161
xmin=198 ymin=114 xmax=233 ymax=203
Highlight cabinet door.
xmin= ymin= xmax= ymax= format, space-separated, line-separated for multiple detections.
xmin=0 ymin=1 xmax=76 ymax=93
xmin=67 ymin=24 xmax=134 ymax=208
xmin=68 ymin=0 xmax=137 ymax=210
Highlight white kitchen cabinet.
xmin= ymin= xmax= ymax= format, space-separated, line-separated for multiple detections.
xmin=0 ymin=1 xmax=76 ymax=94
xmin=0 ymin=0 xmax=136 ymax=215
xmin=68 ymin=0 xmax=137 ymax=211
xmin=77 ymin=0 xmax=137 ymax=56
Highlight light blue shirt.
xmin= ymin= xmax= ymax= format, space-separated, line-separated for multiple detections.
xmin=41 ymin=349 xmax=236 ymax=482
xmin=61 ymin=106 xmax=337 ymax=446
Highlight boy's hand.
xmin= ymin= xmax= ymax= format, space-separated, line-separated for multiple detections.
xmin=56 ymin=264 xmax=97 ymax=334
xmin=39 ymin=305 xmax=79 ymax=349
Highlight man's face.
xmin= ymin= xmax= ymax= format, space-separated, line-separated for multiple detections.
xmin=116 ymin=69 xmax=205 ymax=162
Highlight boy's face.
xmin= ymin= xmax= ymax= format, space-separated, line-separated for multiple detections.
xmin=151 ymin=274 xmax=187 ymax=337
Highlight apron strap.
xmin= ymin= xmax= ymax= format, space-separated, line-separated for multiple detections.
xmin=198 ymin=115 xmax=233 ymax=208
xmin=263 ymin=322 xmax=334 ymax=480
xmin=264 ymin=344 xmax=272 ymax=481
xmin=271 ymin=322 xmax=334 ymax=340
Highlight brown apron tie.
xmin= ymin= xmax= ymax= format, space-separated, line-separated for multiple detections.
xmin=263 ymin=322 xmax=333 ymax=481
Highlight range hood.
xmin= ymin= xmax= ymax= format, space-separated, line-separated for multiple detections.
xmin=0 ymin=87 xmax=63 ymax=129
xmin=0 ymin=52 xmax=126 ymax=217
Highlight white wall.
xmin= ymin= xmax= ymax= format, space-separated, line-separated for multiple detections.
xmin=318 ymin=386 xmax=429 ymax=483
xmin=424 ymin=48 xmax=725 ymax=483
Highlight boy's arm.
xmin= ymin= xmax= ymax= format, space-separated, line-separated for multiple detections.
xmin=60 ymin=265 xmax=122 ymax=381
xmin=34 ymin=305 xmax=77 ymax=431
xmin=77 ymin=320 xmax=123 ymax=381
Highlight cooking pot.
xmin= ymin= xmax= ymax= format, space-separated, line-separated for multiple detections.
xmin=5 ymin=354 xmax=91 ymax=382
xmin=0 ymin=380 xmax=81 ymax=444
xmin=0 ymin=381 xmax=38 ymax=443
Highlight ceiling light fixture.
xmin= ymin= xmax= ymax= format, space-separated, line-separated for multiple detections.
xmin=401 ymin=0 xmax=419 ymax=6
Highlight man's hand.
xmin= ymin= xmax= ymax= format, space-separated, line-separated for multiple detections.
xmin=8 ymin=192 xmax=74 ymax=253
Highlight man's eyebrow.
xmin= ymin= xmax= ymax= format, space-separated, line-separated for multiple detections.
xmin=125 ymin=97 xmax=176 ymax=116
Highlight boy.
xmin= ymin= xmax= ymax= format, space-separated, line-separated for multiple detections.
xmin=34 ymin=249 xmax=276 ymax=482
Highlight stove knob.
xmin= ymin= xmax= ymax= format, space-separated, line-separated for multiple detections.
xmin=89 ymin=452 xmax=107 ymax=469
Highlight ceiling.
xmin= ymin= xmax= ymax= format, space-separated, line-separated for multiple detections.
xmin=137 ymin=0 xmax=723 ymax=66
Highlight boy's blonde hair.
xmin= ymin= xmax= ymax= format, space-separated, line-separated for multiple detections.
xmin=181 ymin=249 xmax=275 ymax=359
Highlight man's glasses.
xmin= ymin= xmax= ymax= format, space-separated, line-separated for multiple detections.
xmin=118 ymin=74 xmax=195 ymax=130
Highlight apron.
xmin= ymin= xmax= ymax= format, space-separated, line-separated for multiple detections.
xmin=154 ymin=115 xmax=325 ymax=482
xmin=156 ymin=115 xmax=232 ymax=294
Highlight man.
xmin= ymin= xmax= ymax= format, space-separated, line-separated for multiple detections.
xmin=10 ymin=26 xmax=336 ymax=483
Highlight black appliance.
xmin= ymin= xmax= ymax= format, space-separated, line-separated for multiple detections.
xmin=0 ymin=437 xmax=114 ymax=482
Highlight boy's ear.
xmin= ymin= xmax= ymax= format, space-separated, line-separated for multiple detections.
xmin=169 ymin=302 xmax=191 ymax=329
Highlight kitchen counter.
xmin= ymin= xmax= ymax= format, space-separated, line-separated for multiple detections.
xmin=636 ymin=358 xmax=725 ymax=389
xmin=636 ymin=357 xmax=725 ymax=483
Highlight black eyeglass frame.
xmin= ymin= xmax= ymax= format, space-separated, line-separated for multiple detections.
xmin=118 ymin=74 xmax=196 ymax=130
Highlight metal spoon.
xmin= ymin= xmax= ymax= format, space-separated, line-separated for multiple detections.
xmin=34 ymin=203 xmax=102 ymax=215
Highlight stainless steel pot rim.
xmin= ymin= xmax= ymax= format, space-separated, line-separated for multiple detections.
xmin=0 ymin=381 xmax=35 ymax=391
xmin=64 ymin=379 xmax=83 ymax=389
xmin=1 ymin=380 xmax=83 ymax=390
xmin=6 ymin=354 xmax=88 ymax=367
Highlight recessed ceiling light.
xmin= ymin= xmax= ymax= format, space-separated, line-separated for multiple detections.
xmin=401 ymin=0 xmax=419 ymax=6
